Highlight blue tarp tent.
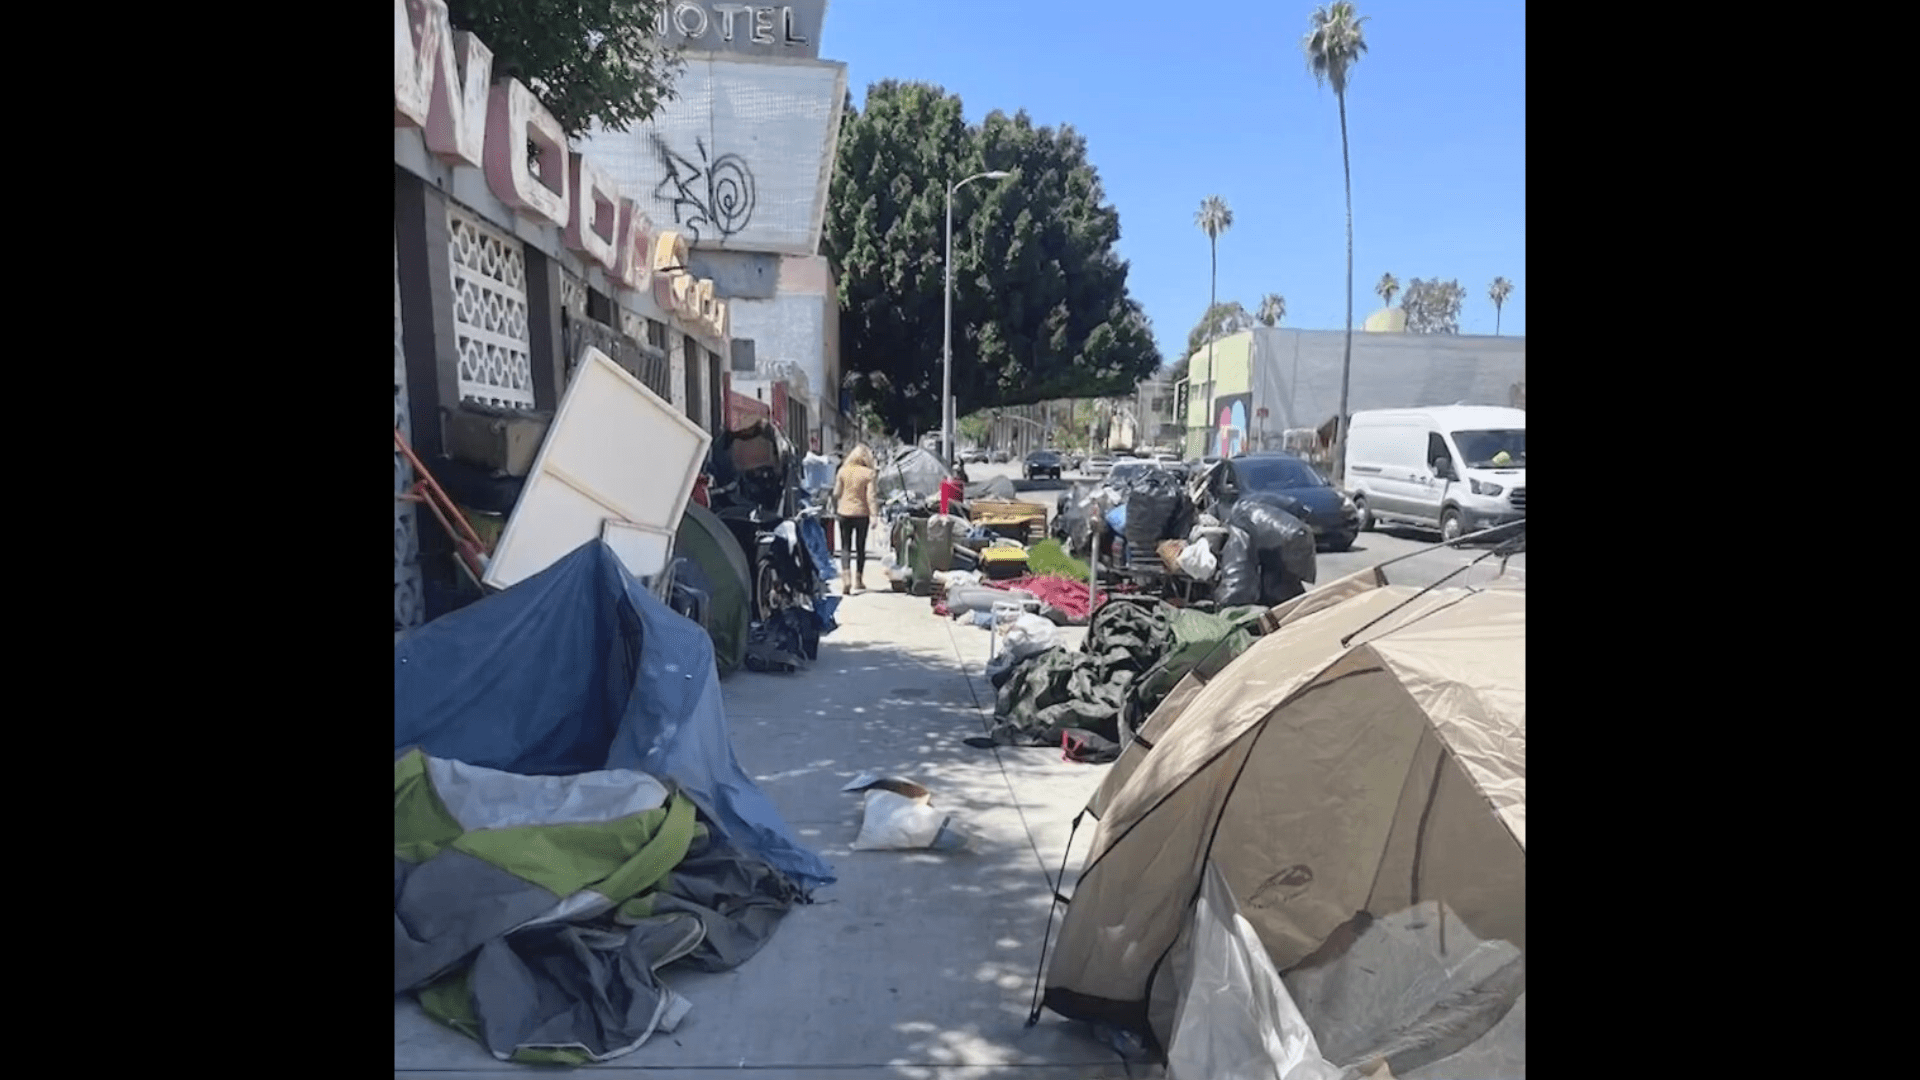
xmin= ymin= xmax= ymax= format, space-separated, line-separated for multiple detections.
xmin=394 ymin=541 xmax=835 ymax=889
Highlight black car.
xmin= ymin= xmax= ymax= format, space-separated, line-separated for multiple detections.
xmin=1023 ymin=449 xmax=1064 ymax=481
xmin=1213 ymin=453 xmax=1360 ymax=551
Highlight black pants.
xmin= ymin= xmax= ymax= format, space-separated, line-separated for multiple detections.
xmin=840 ymin=516 xmax=870 ymax=575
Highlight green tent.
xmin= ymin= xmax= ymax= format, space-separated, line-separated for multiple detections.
xmin=675 ymin=504 xmax=752 ymax=677
xmin=396 ymin=750 xmax=803 ymax=1064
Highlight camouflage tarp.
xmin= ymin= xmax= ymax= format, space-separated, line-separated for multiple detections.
xmin=984 ymin=598 xmax=1275 ymax=763
xmin=986 ymin=599 xmax=1173 ymax=762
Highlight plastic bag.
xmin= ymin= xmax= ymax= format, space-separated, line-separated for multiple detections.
xmin=1166 ymin=862 xmax=1343 ymax=1080
xmin=1217 ymin=526 xmax=1259 ymax=606
xmin=1004 ymin=613 xmax=1061 ymax=661
xmin=843 ymin=774 xmax=972 ymax=852
xmin=1177 ymin=538 xmax=1219 ymax=581
xmin=1125 ymin=467 xmax=1185 ymax=554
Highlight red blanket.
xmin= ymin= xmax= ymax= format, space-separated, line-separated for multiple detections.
xmin=984 ymin=574 xmax=1108 ymax=622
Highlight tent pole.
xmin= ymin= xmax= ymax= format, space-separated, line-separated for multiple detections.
xmin=1026 ymin=810 xmax=1084 ymax=1026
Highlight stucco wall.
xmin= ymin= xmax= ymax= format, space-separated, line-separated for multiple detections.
xmin=1180 ymin=331 xmax=1255 ymax=425
xmin=727 ymin=290 xmax=831 ymax=410
xmin=1249 ymin=328 xmax=1527 ymax=434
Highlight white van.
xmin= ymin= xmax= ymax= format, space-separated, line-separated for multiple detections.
xmin=1344 ymin=406 xmax=1526 ymax=542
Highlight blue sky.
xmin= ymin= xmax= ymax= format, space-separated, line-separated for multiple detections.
xmin=821 ymin=0 xmax=1525 ymax=363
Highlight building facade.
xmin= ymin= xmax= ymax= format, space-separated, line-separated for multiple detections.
xmin=575 ymin=0 xmax=849 ymax=453
xmin=394 ymin=0 xmax=734 ymax=630
xmin=1180 ymin=328 xmax=1526 ymax=458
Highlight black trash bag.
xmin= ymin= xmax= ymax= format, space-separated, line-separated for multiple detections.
xmin=1260 ymin=563 xmax=1306 ymax=605
xmin=745 ymin=607 xmax=820 ymax=673
xmin=1229 ymin=496 xmax=1319 ymax=588
xmin=1124 ymin=467 xmax=1186 ymax=555
xmin=1165 ymin=490 xmax=1198 ymax=547
xmin=1217 ymin=526 xmax=1259 ymax=606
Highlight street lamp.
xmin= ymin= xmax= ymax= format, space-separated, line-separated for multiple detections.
xmin=943 ymin=169 xmax=1012 ymax=468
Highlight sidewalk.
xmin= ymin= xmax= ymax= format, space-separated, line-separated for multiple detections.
xmin=395 ymin=576 xmax=1151 ymax=1079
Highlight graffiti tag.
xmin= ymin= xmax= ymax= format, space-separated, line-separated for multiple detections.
xmin=649 ymin=134 xmax=757 ymax=242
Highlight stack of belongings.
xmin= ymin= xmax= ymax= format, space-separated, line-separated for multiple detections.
xmin=924 ymin=514 xmax=966 ymax=573
xmin=969 ymin=499 xmax=1048 ymax=543
xmin=1216 ymin=497 xmax=1318 ymax=607
xmin=1121 ymin=465 xmax=1194 ymax=574
xmin=979 ymin=542 xmax=1032 ymax=582
xmin=977 ymin=597 xmax=1268 ymax=762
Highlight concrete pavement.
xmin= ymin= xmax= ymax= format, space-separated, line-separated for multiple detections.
xmin=394 ymin=578 xmax=1142 ymax=1079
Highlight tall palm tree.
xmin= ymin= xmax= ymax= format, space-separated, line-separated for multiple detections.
xmin=1304 ymin=2 xmax=1369 ymax=486
xmin=1195 ymin=195 xmax=1233 ymax=453
xmin=1257 ymin=293 xmax=1286 ymax=327
xmin=1489 ymin=276 xmax=1514 ymax=334
xmin=1375 ymin=271 xmax=1400 ymax=309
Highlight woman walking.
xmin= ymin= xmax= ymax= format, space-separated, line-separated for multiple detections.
xmin=831 ymin=444 xmax=881 ymax=594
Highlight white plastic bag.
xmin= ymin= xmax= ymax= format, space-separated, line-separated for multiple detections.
xmin=1177 ymin=538 xmax=1220 ymax=581
xmin=1167 ymin=863 xmax=1343 ymax=1080
xmin=1003 ymin=612 xmax=1061 ymax=661
xmin=842 ymin=774 xmax=972 ymax=852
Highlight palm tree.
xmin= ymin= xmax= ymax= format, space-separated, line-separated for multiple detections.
xmin=1304 ymin=2 xmax=1369 ymax=486
xmin=1194 ymin=195 xmax=1234 ymax=451
xmin=1257 ymin=293 xmax=1286 ymax=327
xmin=1488 ymin=276 xmax=1514 ymax=334
xmin=1375 ymin=272 xmax=1400 ymax=309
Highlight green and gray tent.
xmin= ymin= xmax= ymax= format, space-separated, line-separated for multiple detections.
xmin=675 ymin=503 xmax=752 ymax=677
xmin=395 ymin=749 xmax=800 ymax=1065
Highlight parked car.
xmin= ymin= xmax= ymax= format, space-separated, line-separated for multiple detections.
xmin=1086 ymin=454 xmax=1115 ymax=478
xmin=1210 ymin=452 xmax=1360 ymax=551
xmin=989 ymin=449 xmax=1010 ymax=464
xmin=960 ymin=447 xmax=989 ymax=464
xmin=1343 ymin=406 xmax=1526 ymax=542
xmin=1023 ymin=449 xmax=1065 ymax=481
xmin=1105 ymin=459 xmax=1154 ymax=489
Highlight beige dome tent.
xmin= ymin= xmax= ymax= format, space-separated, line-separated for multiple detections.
xmin=1041 ymin=568 xmax=1525 ymax=1078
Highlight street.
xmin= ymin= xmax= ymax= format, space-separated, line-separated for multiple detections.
xmin=973 ymin=460 xmax=1527 ymax=592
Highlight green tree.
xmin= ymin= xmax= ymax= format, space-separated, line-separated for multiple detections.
xmin=1402 ymin=277 xmax=1467 ymax=334
xmin=1303 ymin=1 xmax=1370 ymax=484
xmin=825 ymin=82 xmax=1161 ymax=434
xmin=1183 ymin=301 xmax=1254 ymax=364
xmin=957 ymin=412 xmax=991 ymax=446
xmin=1488 ymin=276 xmax=1514 ymax=334
xmin=1257 ymin=293 xmax=1287 ymax=327
xmin=447 ymin=0 xmax=683 ymax=139
xmin=1375 ymin=271 xmax=1400 ymax=309
xmin=1194 ymin=196 xmax=1235 ymax=452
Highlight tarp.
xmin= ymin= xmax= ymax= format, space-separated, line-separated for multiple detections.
xmin=877 ymin=446 xmax=947 ymax=498
xmin=1043 ymin=571 xmax=1524 ymax=1076
xmin=395 ymin=750 xmax=802 ymax=1065
xmin=394 ymin=540 xmax=835 ymax=890
xmin=966 ymin=475 xmax=1018 ymax=501
xmin=983 ymin=597 xmax=1199 ymax=761
xmin=675 ymin=503 xmax=752 ymax=678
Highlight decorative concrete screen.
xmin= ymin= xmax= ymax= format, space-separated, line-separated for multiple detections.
xmin=580 ymin=56 xmax=847 ymax=256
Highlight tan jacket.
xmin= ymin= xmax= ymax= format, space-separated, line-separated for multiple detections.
xmin=833 ymin=460 xmax=880 ymax=519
